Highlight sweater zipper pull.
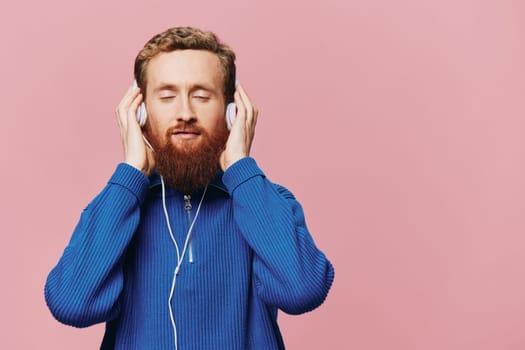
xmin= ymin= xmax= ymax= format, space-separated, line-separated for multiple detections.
xmin=184 ymin=194 xmax=194 ymax=263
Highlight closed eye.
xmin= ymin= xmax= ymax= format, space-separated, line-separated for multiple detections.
xmin=193 ymin=95 xmax=210 ymax=100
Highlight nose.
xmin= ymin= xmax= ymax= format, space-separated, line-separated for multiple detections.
xmin=177 ymin=96 xmax=196 ymax=123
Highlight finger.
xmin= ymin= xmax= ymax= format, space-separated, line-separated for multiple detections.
xmin=115 ymin=84 xmax=138 ymax=116
xmin=122 ymin=93 xmax=143 ymax=154
xmin=235 ymin=84 xmax=257 ymax=125
xmin=116 ymin=85 xmax=141 ymax=129
xmin=127 ymin=92 xmax=144 ymax=130
xmin=233 ymin=90 xmax=247 ymax=125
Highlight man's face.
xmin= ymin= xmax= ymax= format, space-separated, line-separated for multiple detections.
xmin=144 ymin=49 xmax=227 ymax=150
xmin=142 ymin=49 xmax=230 ymax=193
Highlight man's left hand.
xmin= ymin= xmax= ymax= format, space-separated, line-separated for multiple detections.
xmin=220 ymin=83 xmax=258 ymax=171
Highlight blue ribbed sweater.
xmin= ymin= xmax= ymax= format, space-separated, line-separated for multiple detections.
xmin=45 ymin=157 xmax=334 ymax=349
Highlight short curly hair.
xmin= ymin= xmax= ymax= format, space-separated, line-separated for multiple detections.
xmin=134 ymin=26 xmax=236 ymax=102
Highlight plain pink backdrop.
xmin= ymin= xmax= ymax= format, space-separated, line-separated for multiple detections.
xmin=1 ymin=0 xmax=524 ymax=349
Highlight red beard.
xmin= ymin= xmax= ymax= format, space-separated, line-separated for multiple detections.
xmin=148 ymin=122 xmax=229 ymax=194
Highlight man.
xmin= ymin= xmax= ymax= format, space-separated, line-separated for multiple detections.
xmin=45 ymin=26 xmax=334 ymax=350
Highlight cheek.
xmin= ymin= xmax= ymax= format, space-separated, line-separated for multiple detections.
xmin=208 ymin=113 xmax=227 ymax=131
xmin=197 ymin=104 xmax=224 ymax=126
xmin=143 ymin=117 xmax=167 ymax=145
xmin=212 ymin=105 xmax=228 ymax=125
xmin=145 ymin=104 xmax=170 ymax=131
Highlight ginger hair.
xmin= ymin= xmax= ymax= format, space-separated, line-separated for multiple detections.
xmin=134 ymin=26 xmax=236 ymax=102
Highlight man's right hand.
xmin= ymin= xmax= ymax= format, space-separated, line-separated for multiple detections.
xmin=115 ymin=84 xmax=155 ymax=176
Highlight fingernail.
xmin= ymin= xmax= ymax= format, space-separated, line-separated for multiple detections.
xmin=235 ymin=79 xmax=239 ymax=87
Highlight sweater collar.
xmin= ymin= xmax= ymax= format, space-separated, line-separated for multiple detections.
xmin=148 ymin=168 xmax=229 ymax=195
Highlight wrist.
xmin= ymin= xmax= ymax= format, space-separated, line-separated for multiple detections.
xmin=110 ymin=163 xmax=151 ymax=204
xmin=222 ymin=157 xmax=264 ymax=193
xmin=221 ymin=154 xmax=247 ymax=171
xmin=125 ymin=159 xmax=150 ymax=176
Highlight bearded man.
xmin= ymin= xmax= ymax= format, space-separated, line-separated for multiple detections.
xmin=45 ymin=27 xmax=334 ymax=350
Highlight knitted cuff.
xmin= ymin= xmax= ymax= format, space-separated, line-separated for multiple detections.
xmin=108 ymin=163 xmax=151 ymax=204
xmin=222 ymin=157 xmax=265 ymax=194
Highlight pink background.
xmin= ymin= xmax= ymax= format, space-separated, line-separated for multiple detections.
xmin=1 ymin=0 xmax=524 ymax=349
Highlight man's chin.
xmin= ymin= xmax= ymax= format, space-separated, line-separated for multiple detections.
xmin=154 ymin=142 xmax=221 ymax=194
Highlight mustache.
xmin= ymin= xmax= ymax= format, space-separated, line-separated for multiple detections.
xmin=166 ymin=122 xmax=206 ymax=136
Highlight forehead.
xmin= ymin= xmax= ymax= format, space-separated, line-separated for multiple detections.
xmin=146 ymin=49 xmax=223 ymax=89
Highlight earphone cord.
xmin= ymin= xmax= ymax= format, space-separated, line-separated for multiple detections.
xmin=161 ymin=176 xmax=208 ymax=350
xmin=142 ymin=135 xmax=154 ymax=151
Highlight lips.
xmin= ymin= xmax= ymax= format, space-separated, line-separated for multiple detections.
xmin=174 ymin=131 xmax=199 ymax=135
xmin=171 ymin=128 xmax=201 ymax=140
xmin=166 ymin=125 xmax=203 ymax=141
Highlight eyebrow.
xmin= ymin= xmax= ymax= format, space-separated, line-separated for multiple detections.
xmin=152 ymin=82 xmax=216 ymax=94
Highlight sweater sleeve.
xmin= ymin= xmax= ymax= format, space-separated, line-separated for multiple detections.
xmin=222 ymin=157 xmax=335 ymax=315
xmin=44 ymin=163 xmax=150 ymax=328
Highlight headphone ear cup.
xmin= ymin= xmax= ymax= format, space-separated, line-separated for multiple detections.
xmin=133 ymin=80 xmax=147 ymax=127
xmin=226 ymin=102 xmax=236 ymax=130
xmin=137 ymin=103 xmax=147 ymax=127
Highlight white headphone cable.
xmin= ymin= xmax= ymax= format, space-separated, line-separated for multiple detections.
xmin=161 ymin=176 xmax=208 ymax=350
